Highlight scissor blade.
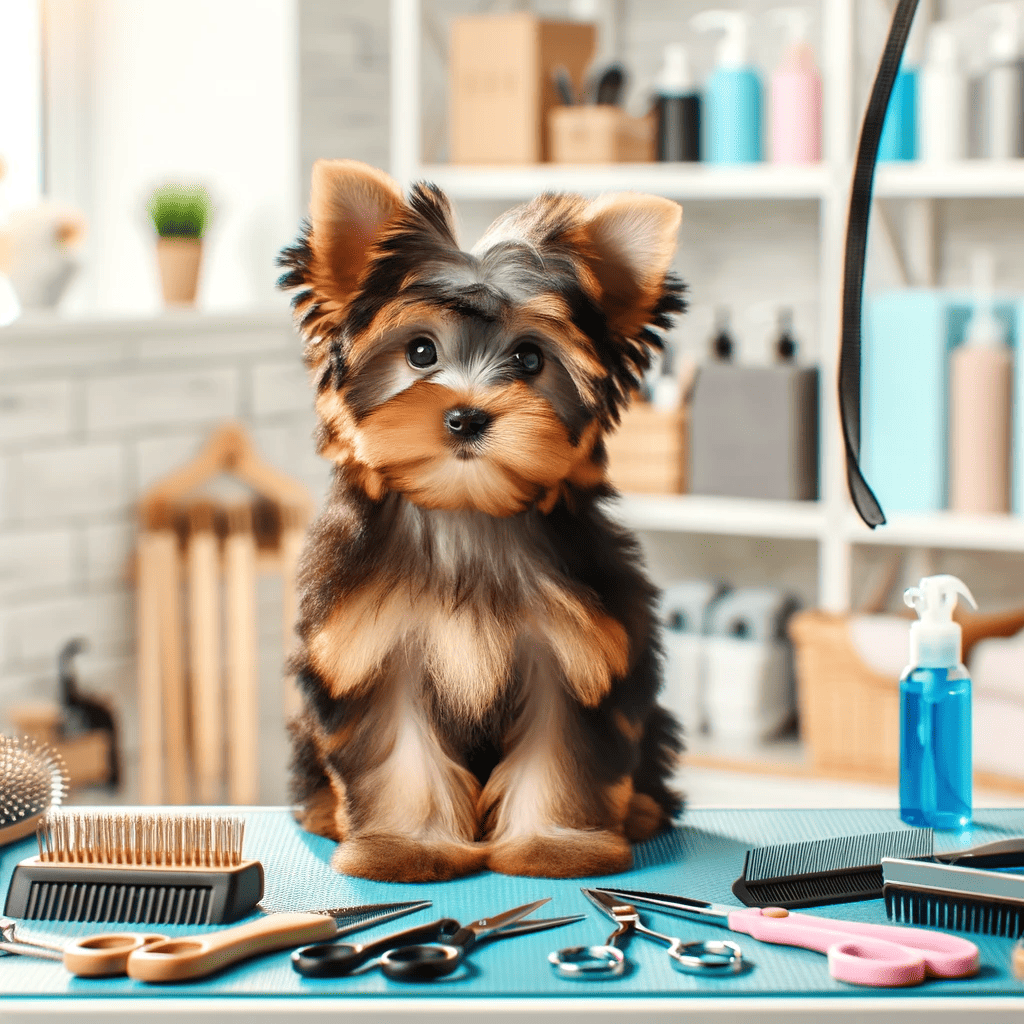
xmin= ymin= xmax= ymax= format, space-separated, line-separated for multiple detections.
xmin=467 ymin=897 xmax=551 ymax=935
xmin=329 ymin=900 xmax=433 ymax=937
xmin=581 ymin=887 xmax=638 ymax=922
xmin=492 ymin=913 xmax=586 ymax=938
xmin=594 ymin=888 xmax=731 ymax=926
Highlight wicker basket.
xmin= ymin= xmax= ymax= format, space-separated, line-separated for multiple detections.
xmin=790 ymin=606 xmax=1024 ymax=784
xmin=605 ymin=402 xmax=687 ymax=494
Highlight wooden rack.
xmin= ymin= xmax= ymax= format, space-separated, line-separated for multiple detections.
xmin=135 ymin=422 xmax=313 ymax=805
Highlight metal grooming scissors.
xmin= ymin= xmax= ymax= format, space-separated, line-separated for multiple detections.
xmin=294 ymin=897 xmax=583 ymax=981
xmin=549 ymin=888 xmax=744 ymax=978
xmin=596 ymin=887 xmax=980 ymax=987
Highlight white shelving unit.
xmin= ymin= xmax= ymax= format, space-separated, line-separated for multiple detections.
xmin=388 ymin=0 xmax=1024 ymax=614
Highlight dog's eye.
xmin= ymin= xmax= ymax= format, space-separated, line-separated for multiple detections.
xmin=407 ymin=338 xmax=437 ymax=369
xmin=512 ymin=343 xmax=543 ymax=376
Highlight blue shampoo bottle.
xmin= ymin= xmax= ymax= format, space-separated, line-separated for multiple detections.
xmin=900 ymin=574 xmax=977 ymax=829
xmin=692 ymin=10 xmax=763 ymax=163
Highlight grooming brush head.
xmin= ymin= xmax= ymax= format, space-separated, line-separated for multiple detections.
xmin=883 ymin=857 xmax=1024 ymax=939
xmin=733 ymin=829 xmax=935 ymax=909
xmin=5 ymin=811 xmax=263 ymax=924
xmin=0 ymin=734 xmax=68 ymax=847
xmin=36 ymin=810 xmax=246 ymax=867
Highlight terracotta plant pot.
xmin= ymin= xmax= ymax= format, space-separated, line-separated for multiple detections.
xmin=156 ymin=236 xmax=203 ymax=306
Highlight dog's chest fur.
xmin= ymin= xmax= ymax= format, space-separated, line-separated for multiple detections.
xmin=305 ymin=496 xmax=627 ymax=723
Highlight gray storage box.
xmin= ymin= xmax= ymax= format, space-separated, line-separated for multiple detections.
xmin=689 ymin=364 xmax=819 ymax=500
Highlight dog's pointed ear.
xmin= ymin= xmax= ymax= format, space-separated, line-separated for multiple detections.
xmin=580 ymin=193 xmax=682 ymax=336
xmin=308 ymin=159 xmax=406 ymax=306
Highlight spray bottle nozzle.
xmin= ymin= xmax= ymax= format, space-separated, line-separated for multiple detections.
xmin=904 ymin=574 xmax=978 ymax=621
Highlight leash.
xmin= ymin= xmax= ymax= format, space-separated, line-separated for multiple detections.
xmin=839 ymin=0 xmax=920 ymax=527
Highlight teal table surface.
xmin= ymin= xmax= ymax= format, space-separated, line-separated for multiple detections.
xmin=2 ymin=806 xmax=1024 ymax=1002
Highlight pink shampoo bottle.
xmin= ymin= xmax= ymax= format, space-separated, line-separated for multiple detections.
xmin=770 ymin=8 xmax=822 ymax=163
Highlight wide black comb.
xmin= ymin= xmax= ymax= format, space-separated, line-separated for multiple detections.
xmin=732 ymin=829 xmax=934 ymax=909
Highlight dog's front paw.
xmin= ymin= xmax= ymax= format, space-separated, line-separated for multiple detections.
xmin=330 ymin=834 xmax=487 ymax=882
xmin=487 ymin=831 xmax=632 ymax=878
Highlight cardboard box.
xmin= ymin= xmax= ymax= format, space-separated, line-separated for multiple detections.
xmin=449 ymin=14 xmax=596 ymax=164
xmin=549 ymin=106 xmax=655 ymax=163
xmin=605 ymin=403 xmax=687 ymax=494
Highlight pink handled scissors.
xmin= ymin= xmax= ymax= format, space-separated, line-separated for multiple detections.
xmin=595 ymin=887 xmax=979 ymax=987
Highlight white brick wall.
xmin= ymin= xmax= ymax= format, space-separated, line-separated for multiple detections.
xmin=0 ymin=310 xmax=330 ymax=804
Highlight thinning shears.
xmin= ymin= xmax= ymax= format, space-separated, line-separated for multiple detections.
xmin=595 ymin=887 xmax=980 ymax=987
xmin=550 ymin=888 xmax=743 ymax=978
xmin=294 ymin=897 xmax=583 ymax=981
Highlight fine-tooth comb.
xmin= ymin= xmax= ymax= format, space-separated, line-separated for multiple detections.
xmin=4 ymin=811 xmax=264 ymax=924
xmin=733 ymin=829 xmax=1024 ymax=909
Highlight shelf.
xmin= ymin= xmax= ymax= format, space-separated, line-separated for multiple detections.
xmin=415 ymin=163 xmax=831 ymax=202
xmin=874 ymin=160 xmax=1024 ymax=199
xmin=612 ymin=493 xmax=825 ymax=541
xmin=847 ymin=510 xmax=1024 ymax=552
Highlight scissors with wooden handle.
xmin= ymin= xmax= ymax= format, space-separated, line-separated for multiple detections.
xmin=2 ymin=901 xmax=430 ymax=980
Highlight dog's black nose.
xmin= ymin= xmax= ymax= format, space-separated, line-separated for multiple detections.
xmin=444 ymin=407 xmax=492 ymax=440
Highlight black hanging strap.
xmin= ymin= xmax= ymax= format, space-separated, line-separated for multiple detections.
xmin=839 ymin=0 xmax=920 ymax=528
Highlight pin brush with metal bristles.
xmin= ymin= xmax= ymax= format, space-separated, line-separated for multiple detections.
xmin=0 ymin=734 xmax=68 ymax=847
xmin=4 ymin=811 xmax=264 ymax=925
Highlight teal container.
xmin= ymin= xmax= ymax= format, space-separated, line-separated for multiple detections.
xmin=878 ymin=66 xmax=918 ymax=161
xmin=703 ymin=67 xmax=763 ymax=163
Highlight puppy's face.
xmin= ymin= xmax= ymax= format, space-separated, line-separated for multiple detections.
xmin=279 ymin=161 xmax=684 ymax=516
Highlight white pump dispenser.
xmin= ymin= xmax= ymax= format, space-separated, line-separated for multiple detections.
xmin=979 ymin=3 xmax=1024 ymax=158
xmin=982 ymin=2 xmax=1024 ymax=63
xmin=919 ymin=21 xmax=967 ymax=162
xmin=904 ymin=574 xmax=977 ymax=668
xmin=658 ymin=43 xmax=693 ymax=94
xmin=691 ymin=10 xmax=752 ymax=69
xmin=964 ymin=249 xmax=1005 ymax=349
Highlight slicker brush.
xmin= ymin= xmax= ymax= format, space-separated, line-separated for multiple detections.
xmin=0 ymin=734 xmax=68 ymax=847
xmin=4 ymin=811 xmax=263 ymax=924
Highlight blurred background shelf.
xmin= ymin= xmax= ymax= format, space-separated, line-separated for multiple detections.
xmin=847 ymin=510 xmax=1024 ymax=551
xmin=613 ymin=493 xmax=825 ymax=540
xmin=418 ymin=162 xmax=833 ymax=201
xmin=875 ymin=160 xmax=1024 ymax=198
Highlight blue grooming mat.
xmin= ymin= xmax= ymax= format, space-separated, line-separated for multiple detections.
xmin=2 ymin=807 xmax=1024 ymax=1000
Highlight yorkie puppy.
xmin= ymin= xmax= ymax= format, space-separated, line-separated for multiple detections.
xmin=278 ymin=159 xmax=685 ymax=882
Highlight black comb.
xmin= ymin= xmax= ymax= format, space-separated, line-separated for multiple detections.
xmin=732 ymin=829 xmax=935 ymax=909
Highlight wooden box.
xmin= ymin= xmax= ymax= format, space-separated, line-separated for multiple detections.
xmin=549 ymin=106 xmax=656 ymax=164
xmin=604 ymin=403 xmax=687 ymax=494
xmin=449 ymin=14 xmax=595 ymax=164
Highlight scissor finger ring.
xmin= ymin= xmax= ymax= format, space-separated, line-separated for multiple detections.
xmin=549 ymin=944 xmax=626 ymax=977
xmin=669 ymin=939 xmax=744 ymax=976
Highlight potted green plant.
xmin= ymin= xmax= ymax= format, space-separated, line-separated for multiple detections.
xmin=147 ymin=183 xmax=212 ymax=306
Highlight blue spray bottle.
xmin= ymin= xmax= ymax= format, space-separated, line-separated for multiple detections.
xmin=692 ymin=10 xmax=763 ymax=163
xmin=900 ymin=574 xmax=977 ymax=829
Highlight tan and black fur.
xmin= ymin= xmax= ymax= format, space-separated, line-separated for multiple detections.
xmin=278 ymin=160 xmax=686 ymax=881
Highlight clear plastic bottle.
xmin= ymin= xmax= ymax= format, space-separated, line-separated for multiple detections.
xmin=899 ymin=575 xmax=977 ymax=830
